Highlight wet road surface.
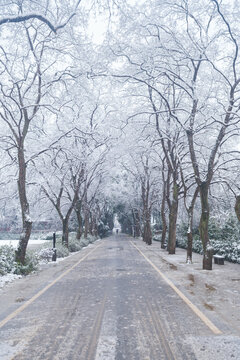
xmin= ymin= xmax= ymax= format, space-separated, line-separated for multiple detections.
xmin=0 ymin=235 xmax=239 ymax=359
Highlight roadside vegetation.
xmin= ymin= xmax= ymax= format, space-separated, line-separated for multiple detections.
xmin=153 ymin=217 xmax=240 ymax=264
xmin=0 ymin=232 xmax=99 ymax=277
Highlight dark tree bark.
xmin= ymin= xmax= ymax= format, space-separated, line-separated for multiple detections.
xmin=84 ymin=208 xmax=90 ymax=239
xmin=62 ymin=217 xmax=69 ymax=246
xmin=185 ymin=187 xmax=199 ymax=263
xmin=75 ymin=199 xmax=83 ymax=240
xmin=15 ymin=144 xmax=33 ymax=263
xmin=168 ymin=182 xmax=179 ymax=254
xmin=160 ymin=167 xmax=168 ymax=249
xmin=0 ymin=13 xmax=77 ymax=33
xmin=234 ymin=195 xmax=240 ymax=222
xmin=186 ymin=209 xmax=194 ymax=263
xmin=141 ymin=171 xmax=152 ymax=245
xmin=143 ymin=211 xmax=152 ymax=245
xmin=161 ymin=210 xmax=167 ymax=249
xmin=132 ymin=208 xmax=141 ymax=237
xmin=199 ymin=182 xmax=213 ymax=270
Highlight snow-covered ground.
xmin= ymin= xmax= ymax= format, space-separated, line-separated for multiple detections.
xmin=134 ymin=239 xmax=240 ymax=335
xmin=0 ymin=239 xmax=49 ymax=248
xmin=0 ymin=273 xmax=22 ymax=289
xmin=0 ymin=241 xmax=96 ymax=290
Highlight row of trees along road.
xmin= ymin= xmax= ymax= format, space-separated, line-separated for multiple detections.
xmin=105 ymin=0 xmax=240 ymax=270
xmin=0 ymin=1 xmax=240 ymax=271
xmin=0 ymin=0 xmax=114 ymax=263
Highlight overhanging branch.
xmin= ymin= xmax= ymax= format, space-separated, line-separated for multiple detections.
xmin=0 ymin=13 xmax=76 ymax=33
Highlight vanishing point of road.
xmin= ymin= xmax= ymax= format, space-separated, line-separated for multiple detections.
xmin=0 ymin=235 xmax=239 ymax=359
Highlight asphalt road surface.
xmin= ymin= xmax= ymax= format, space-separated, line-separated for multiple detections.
xmin=0 ymin=235 xmax=239 ymax=359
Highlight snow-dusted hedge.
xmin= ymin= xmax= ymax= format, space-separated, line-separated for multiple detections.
xmin=0 ymin=245 xmax=38 ymax=276
xmin=177 ymin=235 xmax=240 ymax=264
xmin=14 ymin=253 xmax=38 ymax=275
xmin=0 ymin=232 xmax=99 ymax=277
xmin=0 ymin=245 xmax=15 ymax=275
xmin=37 ymin=248 xmax=55 ymax=262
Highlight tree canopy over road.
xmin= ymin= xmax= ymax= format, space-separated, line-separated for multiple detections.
xmin=0 ymin=0 xmax=240 ymax=270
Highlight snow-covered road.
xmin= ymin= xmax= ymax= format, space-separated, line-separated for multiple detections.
xmin=0 ymin=235 xmax=239 ymax=359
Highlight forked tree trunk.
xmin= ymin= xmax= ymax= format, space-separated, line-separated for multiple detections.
xmin=168 ymin=182 xmax=179 ymax=254
xmin=199 ymin=182 xmax=212 ymax=270
xmin=15 ymin=146 xmax=32 ymax=264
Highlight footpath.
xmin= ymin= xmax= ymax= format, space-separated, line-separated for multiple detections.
xmin=132 ymin=238 xmax=240 ymax=336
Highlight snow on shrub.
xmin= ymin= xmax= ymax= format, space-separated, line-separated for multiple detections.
xmin=0 ymin=245 xmax=15 ymax=275
xmin=177 ymin=233 xmax=240 ymax=263
xmin=87 ymin=235 xmax=96 ymax=243
xmin=80 ymin=238 xmax=90 ymax=247
xmin=37 ymin=248 xmax=55 ymax=262
xmin=0 ymin=232 xmax=100 ymax=278
xmin=55 ymin=244 xmax=69 ymax=258
xmin=68 ymin=239 xmax=83 ymax=252
xmin=14 ymin=252 xmax=38 ymax=275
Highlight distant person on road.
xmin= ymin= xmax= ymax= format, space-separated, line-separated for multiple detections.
xmin=116 ymin=229 xmax=119 ymax=234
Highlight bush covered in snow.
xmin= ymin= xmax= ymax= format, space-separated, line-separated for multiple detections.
xmin=55 ymin=244 xmax=70 ymax=258
xmin=37 ymin=248 xmax=55 ymax=262
xmin=0 ymin=232 xmax=100 ymax=278
xmin=14 ymin=252 xmax=39 ymax=275
xmin=68 ymin=239 xmax=83 ymax=252
xmin=0 ymin=245 xmax=38 ymax=276
xmin=0 ymin=245 xmax=15 ymax=275
xmin=79 ymin=238 xmax=90 ymax=247
xmin=177 ymin=217 xmax=240 ymax=264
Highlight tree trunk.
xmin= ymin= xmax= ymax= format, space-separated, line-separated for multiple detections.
xmin=89 ymin=212 xmax=93 ymax=235
xmin=168 ymin=182 xmax=179 ymax=254
xmin=132 ymin=208 xmax=141 ymax=237
xmin=199 ymin=182 xmax=212 ymax=270
xmin=15 ymin=145 xmax=32 ymax=264
xmin=143 ymin=215 xmax=152 ymax=245
xmin=161 ymin=191 xmax=167 ymax=249
xmin=15 ymin=218 xmax=32 ymax=264
xmin=93 ymin=216 xmax=98 ymax=237
xmin=76 ymin=200 xmax=83 ymax=240
xmin=62 ymin=218 xmax=69 ymax=247
xmin=234 ymin=195 xmax=240 ymax=222
xmin=84 ymin=209 xmax=89 ymax=239
xmin=186 ymin=211 xmax=193 ymax=263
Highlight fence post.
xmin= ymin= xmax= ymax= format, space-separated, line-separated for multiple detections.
xmin=52 ymin=232 xmax=57 ymax=261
